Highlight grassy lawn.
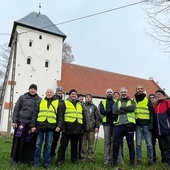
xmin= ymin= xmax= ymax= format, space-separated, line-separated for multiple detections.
xmin=0 ymin=136 xmax=165 ymax=170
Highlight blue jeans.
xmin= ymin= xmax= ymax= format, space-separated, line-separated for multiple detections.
xmin=103 ymin=124 xmax=113 ymax=164
xmin=34 ymin=130 xmax=53 ymax=166
xmin=136 ymin=125 xmax=153 ymax=161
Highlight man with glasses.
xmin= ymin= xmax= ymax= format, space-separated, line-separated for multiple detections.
xmin=134 ymin=85 xmax=154 ymax=166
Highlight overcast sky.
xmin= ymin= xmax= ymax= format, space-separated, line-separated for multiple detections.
xmin=0 ymin=0 xmax=170 ymax=95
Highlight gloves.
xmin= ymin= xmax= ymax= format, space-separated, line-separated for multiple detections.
xmin=148 ymin=123 xmax=154 ymax=132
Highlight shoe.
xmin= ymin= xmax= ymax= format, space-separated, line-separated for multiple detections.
xmin=148 ymin=160 xmax=153 ymax=166
xmin=137 ymin=160 xmax=141 ymax=165
xmin=130 ymin=165 xmax=134 ymax=170
xmin=56 ymin=161 xmax=62 ymax=167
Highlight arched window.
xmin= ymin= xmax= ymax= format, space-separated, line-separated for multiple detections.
xmin=47 ymin=44 xmax=51 ymax=51
xmin=45 ymin=61 xmax=49 ymax=68
xmin=39 ymin=35 xmax=42 ymax=39
xmin=29 ymin=40 xmax=33 ymax=47
xmin=27 ymin=57 xmax=31 ymax=64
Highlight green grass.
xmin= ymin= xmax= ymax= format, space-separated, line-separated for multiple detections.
xmin=0 ymin=136 xmax=166 ymax=170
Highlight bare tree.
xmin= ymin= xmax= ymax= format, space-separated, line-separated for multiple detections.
xmin=62 ymin=42 xmax=74 ymax=63
xmin=0 ymin=43 xmax=10 ymax=84
xmin=144 ymin=0 xmax=170 ymax=51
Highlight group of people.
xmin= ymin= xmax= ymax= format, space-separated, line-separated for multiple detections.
xmin=99 ymin=85 xmax=170 ymax=170
xmin=10 ymin=83 xmax=170 ymax=170
xmin=10 ymin=84 xmax=100 ymax=169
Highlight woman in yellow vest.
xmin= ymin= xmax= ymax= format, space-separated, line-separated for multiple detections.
xmin=56 ymin=89 xmax=84 ymax=167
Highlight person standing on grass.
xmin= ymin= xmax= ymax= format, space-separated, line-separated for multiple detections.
xmin=56 ymin=89 xmax=85 ymax=167
xmin=99 ymin=88 xmax=115 ymax=166
xmin=31 ymin=89 xmax=63 ymax=169
xmin=50 ymin=86 xmax=64 ymax=158
xmin=134 ymin=84 xmax=154 ymax=166
xmin=11 ymin=84 xmax=41 ymax=165
xmin=81 ymin=94 xmax=100 ymax=163
xmin=112 ymin=87 xmax=136 ymax=169
xmin=153 ymin=90 xmax=170 ymax=167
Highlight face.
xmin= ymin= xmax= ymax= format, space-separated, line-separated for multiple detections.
xmin=149 ymin=95 xmax=157 ymax=105
xmin=113 ymin=93 xmax=120 ymax=100
xmin=29 ymin=88 xmax=37 ymax=95
xmin=78 ymin=96 xmax=84 ymax=103
xmin=70 ymin=92 xmax=77 ymax=100
xmin=85 ymin=95 xmax=92 ymax=102
xmin=120 ymin=89 xmax=128 ymax=99
xmin=106 ymin=91 xmax=113 ymax=98
xmin=46 ymin=89 xmax=54 ymax=98
xmin=136 ymin=86 xmax=144 ymax=94
xmin=56 ymin=90 xmax=62 ymax=97
xmin=155 ymin=92 xmax=166 ymax=101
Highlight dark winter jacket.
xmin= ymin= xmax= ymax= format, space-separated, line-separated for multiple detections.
xmin=12 ymin=92 xmax=41 ymax=124
xmin=154 ymin=99 xmax=170 ymax=136
xmin=83 ymin=101 xmax=100 ymax=132
xmin=61 ymin=97 xmax=85 ymax=134
xmin=99 ymin=97 xmax=115 ymax=125
xmin=134 ymin=93 xmax=154 ymax=126
xmin=31 ymin=96 xmax=63 ymax=131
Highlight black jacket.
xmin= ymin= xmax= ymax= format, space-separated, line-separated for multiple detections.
xmin=61 ymin=98 xmax=85 ymax=134
xmin=12 ymin=92 xmax=41 ymax=124
xmin=31 ymin=96 xmax=63 ymax=131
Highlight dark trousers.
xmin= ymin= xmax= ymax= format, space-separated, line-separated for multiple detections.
xmin=159 ymin=135 xmax=170 ymax=166
xmin=113 ymin=125 xmax=135 ymax=166
xmin=51 ymin=131 xmax=60 ymax=156
xmin=57 ymin=133 xmax=80 ymax=163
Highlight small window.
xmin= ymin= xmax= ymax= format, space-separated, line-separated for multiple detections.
xmin=27 ymin=58 xmax=31 ymax=64
xmin=45 ymin=61 xmax=49 ymax=68
xmin=47 ymin=44 xmax=50 ymax=51
xmin=39 ymin=35 xmax=42 ymax=39
xmin=29 ymin=41 xmax=32 ymax=47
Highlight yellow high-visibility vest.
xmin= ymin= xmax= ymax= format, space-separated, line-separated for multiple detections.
xmin=64 ymin=100 xmax=83 ymax=124
xmin=114 ymin=100 xmax=136 ymax=125
xmin=37 ymin=99 xmax=59 ymax=123
xmin=135 ymin=97 xmax=149 ymax=119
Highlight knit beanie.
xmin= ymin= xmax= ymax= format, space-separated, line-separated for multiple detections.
xmin=69 ymin=89 xmax=77 ymax=95
xmin=155 ymin=89 xmax=165 ymax=96
xmin=56 ymin=86 xmax=63 ymax=92
xmin=106 ymin=88 xmax=113 ymax=95
xmin=29 ymin=84 xmax=37 ymax=91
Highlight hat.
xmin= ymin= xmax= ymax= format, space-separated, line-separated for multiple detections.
xmin=106 ymin=88 xmax=113 ymax=95
xmin=56 ymin=86 xmax=63 ymax=92
xmin=155 ymin=89 xmax=165 ymax=96
xmin=29 ymin=84 xmax=37 ymax=91
xmin=69 ymin=89 xmax=77 ymax=95
xmin=149 ymin=94 xmax=156 ymax=98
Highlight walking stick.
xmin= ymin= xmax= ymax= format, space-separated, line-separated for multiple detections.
xmin=94 ymin=132 xmax=99 ymax=153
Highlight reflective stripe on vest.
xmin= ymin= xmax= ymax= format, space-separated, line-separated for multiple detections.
xmin=64 ymin=100 xmax=83 ymax=124
xmin=135 ymin=97 xmax=149 ymax=119
xmin=114 ymin=100 xmax=136 ymax=125
xmin=37 ymin=99 xmax=58 ymax=123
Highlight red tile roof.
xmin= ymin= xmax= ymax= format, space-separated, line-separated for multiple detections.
xmin=57 ymin=62 xmax=162 ymax=98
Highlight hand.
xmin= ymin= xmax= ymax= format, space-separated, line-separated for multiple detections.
xmin=95 ymin=128 xmax=99 ymax=133
xmin=12 ymin=123 xmax=17 ymax=129
xmin=31 ymin=127 xmax=36 ymax=132
xmin=55 ymin=127 xmax=60 ymax=132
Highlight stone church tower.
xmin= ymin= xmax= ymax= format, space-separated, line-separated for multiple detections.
xmin=0 ymin=12 xmax=66 ymax=133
